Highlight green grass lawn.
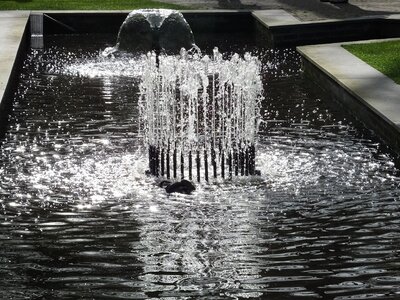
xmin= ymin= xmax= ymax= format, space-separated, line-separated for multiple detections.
xmin=0 ymin=0 xmax=186 ymax=10
xmin=343 ymin=40 xmax=400 ymax=85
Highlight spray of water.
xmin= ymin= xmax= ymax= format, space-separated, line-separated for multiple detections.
xmin=139 ymin=48 xmax=264 ymax=181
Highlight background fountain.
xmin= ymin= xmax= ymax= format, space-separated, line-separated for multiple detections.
xmin=104 ymin=9 xmax=196 ymax=55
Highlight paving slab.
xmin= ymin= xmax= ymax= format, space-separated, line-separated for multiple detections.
xmin=0 ymin=12 xmax=29 ymax=108
xmin=252 ymin=9 xmax=301 ymax=27
xmin=163 ymin=0 xmax=400 ymax=21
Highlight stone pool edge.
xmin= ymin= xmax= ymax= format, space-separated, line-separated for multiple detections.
xmin=253 ymin=10 xmax=400 ymax=47
xmin=0 ymin=11 xmax=29 ymax=119
xmin=297 ymin=39 xmax=400 ymax=156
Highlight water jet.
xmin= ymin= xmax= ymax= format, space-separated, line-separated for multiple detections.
xmin=140 ymin=46 xmax=263 ymax=182
xmin=102 ymin=9 xmax=264 ymax=182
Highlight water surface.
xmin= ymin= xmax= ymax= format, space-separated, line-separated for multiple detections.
xmin=0 ymin=34 xmax=400 ymax=300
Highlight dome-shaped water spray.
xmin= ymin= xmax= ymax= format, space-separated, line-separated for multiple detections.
xmin=105 ymin=9 xmax=196 ymax=55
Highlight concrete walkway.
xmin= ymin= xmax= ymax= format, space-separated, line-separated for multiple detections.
xmin=165 ymin=0 xmax=400 ymax=21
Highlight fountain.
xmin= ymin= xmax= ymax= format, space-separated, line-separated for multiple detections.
xmin=103 ymin=9 xmax=196 ymax=55
xmin=2 ymin=9 xmax=400 ymax=300
xmin=117 ymin=9 xmax=265 ymax=182
xmin=140 ymin=48 xmax=263 ymax=181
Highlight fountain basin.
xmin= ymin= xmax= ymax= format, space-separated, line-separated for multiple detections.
xmin=0 ymin=10 xmax=400 ymax=300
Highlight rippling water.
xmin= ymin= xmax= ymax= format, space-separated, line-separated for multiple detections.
xmin=1 ymin=35 xmax=400 ymax=299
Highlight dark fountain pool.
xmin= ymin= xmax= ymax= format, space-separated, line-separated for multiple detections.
xmin=0 ymin=31 xmax=400 ymax=300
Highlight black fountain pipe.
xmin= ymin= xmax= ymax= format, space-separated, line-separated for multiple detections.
xmin=245 ymin=146 xmax=249 ymax=176
xmin=240 ymin=147 xmax=245 ymax=176
xmin=196 ymin=150 xmax=201 ymax=182
xmin=221 ymin=150 xmax=225 ymax=179
xmin=155 ymin=146 xmax=160 ymax=176
xmin=149 ymin=146 xmax=153 ymax=175
xmin=234 ymin=148 xmax=239 ymax=176
xmin=189 ymin=150 xmax=192 ymax=180
xmin=212 ymin=145 xmax=217 ymax=178
xmin=228 ymin=151 xmax=233 ymax=179
xmin=167 ymin=143 xmax=171 ymax=179
xmin=147 ymin=142 xmax=257 ymax=180
xmin=204 ymin=149 xmax=209 ymax=182
xmin=250 ymin=144 xmax=255 ymax=175
xmin=173 ymin=148 xmax=177 ymax=179
xmin=161 ymin=148 xmax=165 ymax=176
xmin=181 ymin=151 xmax=184 ymax=179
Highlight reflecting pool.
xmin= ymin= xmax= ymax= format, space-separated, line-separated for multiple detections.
xmin=0 ymin=34 xmax=399 ymax=299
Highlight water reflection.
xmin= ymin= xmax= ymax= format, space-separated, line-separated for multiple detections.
xmin=135 ymin=185 xmax=267 ymax=299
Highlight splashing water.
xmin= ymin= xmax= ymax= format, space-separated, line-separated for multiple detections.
xmin=139 ymin=48 xmax=264 ymax=181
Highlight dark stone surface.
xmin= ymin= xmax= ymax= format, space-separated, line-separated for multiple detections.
xmin=41 ymin=12 xmax=400 ymax=48
xmin=42 ymin=11 xmax=255 ymax=36
xmin=264 ymin=19 xmax=381 ymax=47
xmin=165 ymin=180 xmax=196 ymax=194
xmin=43 ymin=13 xmax=125 ymax=34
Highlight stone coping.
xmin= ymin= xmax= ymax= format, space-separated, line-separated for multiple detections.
xmin=253 ymin=9 xmax=400 ymax=28
xmin=298 ymin=39 xmax=400 ymax=126
xmin=253 ymin=10 xmax=400 ymax=47
xmin=252 ymin=9 xmax=301 ymax=27
xmin=298 ymin=39 xmax=400 ymax=152
xmin=0 ymin=11 xmax=29 ymax=110
xmin=32 ymin=9 xmax=248 ymax=14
